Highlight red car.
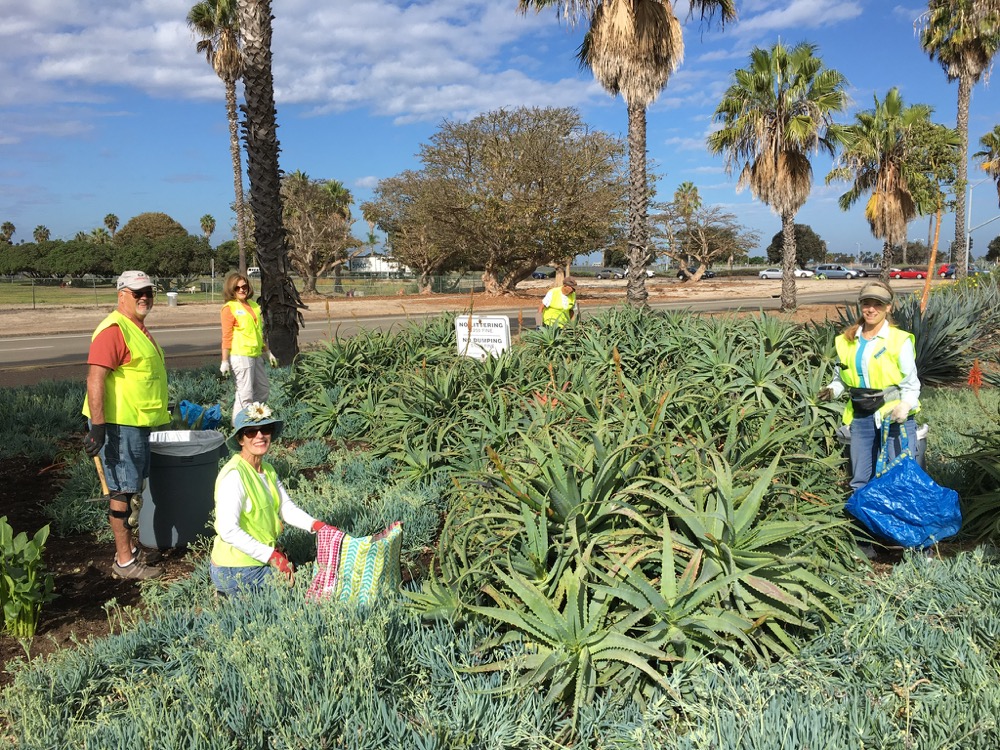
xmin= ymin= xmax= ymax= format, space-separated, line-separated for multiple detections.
xmin=889 ymin=268 xmax=926 ymax=279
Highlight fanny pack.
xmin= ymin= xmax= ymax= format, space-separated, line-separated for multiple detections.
xmin=849 ymin=386 xmax=899 ymax=417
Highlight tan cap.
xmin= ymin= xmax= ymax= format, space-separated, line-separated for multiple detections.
xmin=117 ymin=270 xmax=153 ymax=291
xmin=562 ymin=276 xmax=577 ymax=287
xmin=858 ymin=281 xmax=893 ymax=304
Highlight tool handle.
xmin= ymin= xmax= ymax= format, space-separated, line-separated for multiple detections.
xmin=93 ymin=456 xmax=111 ymax=496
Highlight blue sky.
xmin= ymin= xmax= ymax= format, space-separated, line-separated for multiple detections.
xmin=2 ymin=0 xmax=999 ymax=261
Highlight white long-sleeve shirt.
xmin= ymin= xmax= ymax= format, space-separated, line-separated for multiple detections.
xmin=215 ymin=467 xmax=316 ymax=563
xmin=825 ymin=320 xmax=921 ymax=413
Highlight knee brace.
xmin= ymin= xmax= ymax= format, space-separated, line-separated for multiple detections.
xmin=109 ymin=493 xmax=143 ymax=530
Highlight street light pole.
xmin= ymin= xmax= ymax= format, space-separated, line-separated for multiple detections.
xmin=964 ymin=177 xmax=990 ymax=274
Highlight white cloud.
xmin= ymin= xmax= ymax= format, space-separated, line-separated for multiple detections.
xmin=735 ymin=0 xmax=863 ymax=36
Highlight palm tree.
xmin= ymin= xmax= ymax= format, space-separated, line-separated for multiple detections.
xmin=708 ymin=41 xmax=847 ymax=311
xmin=973 ymin=124 xmax=1000 ymax=205
xmin=674 ymin=181 xmax=701 ymax=265
xmin=1 ymin=222 xmax=15 ymax=244
xmin=826 ymin=88 xmax=937 ymax=282
xmin=90 ymin=227 xmax=112 ymax=245
xmin=103 ymin=213 xmax=119 ymax=237
xmin=918 ymin=0 xmax=1000 ymax=278
xmin=33 ymin=225 xmax=50 ymax=243
xmin=235 ymin=0 xmax=304 ymax=364
xmin=520 ymin=0 xmax=736 ymax=307
xmin=188 ymin=0 xmax=250 ymax=275
xmin=200 ymin=213 xmax=217 ymax=243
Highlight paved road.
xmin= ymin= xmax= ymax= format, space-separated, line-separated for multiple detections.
xmin=0 ymin=283 xmax=907 ymax=388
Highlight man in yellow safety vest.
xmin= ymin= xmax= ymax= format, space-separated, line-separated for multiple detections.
xmin=538 ymin=276 xmax=578 ymax=328
xmin=82 ymin=270 xmax=169 ymax=580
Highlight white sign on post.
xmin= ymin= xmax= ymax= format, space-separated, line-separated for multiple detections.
xmin=455 ymin=315 xmax=511 ymax=359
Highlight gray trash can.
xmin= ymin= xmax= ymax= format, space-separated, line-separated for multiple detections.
xmin=166 ymin=291 xmax=178 ymax=307
xmin=835 ymin=422 xmax=928 ymax=469
xmin=140 ymin=430 xmax=225 ymax=549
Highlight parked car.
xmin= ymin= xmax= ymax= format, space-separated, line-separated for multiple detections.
xmin=813 ymin=264 xmax=858 ymax=279
xmin=758 ymin=268 xmax=815 ymax=279
xmin=247 ymin=266 xmax=261 ymax=277
xmin=531 ymin=269 xmax=552 ymax=279
xmin=677 ymin=267 xmax=717 ymax=280
xmin=889 ymin=267 xmax=925 ymax=279
xmin=849 ymin=266 xmax=870 ymax=277
xmin=938 ymin=263 xmax=986 ymax=278
xmin=595 ymin=267 xmax=626 ymax=280
xmin=628 ymin=267 xmax=656 ymax=278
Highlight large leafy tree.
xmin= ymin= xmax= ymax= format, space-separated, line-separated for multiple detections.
xmin=114 ymin=212 xmax=189 ymax=246
xmin=188 ymin=0 xmax=250 ymax=274
xmin=281 ymin=172 xmax=362 ymax=295
xmin=419 ymin=107 xmax=625 ymax=294
xmin=650 ymin=201 xmax=759 ymax=276
xmin=974 ymin=124 xmax=1000 ymax=205
xmin=708 ymin=41 xmax=847 ymax=311
xmin=764 ymin=224 xmax=826 ymax=267
xmin=520 ymin=0 xmax=735 ymax=308
xmin=826 ymin=88 xmax=939 ymax=282
xmin=361 ymin=171 xmax=471 ymax=294
xmin=235 ymin=0 xmax=303 ymax=365
xmin=918 ymin=0 xmax=1000 ymax=278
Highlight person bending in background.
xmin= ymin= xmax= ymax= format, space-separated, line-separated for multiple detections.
xmin=219 ymin=272 xmax=277 ymax=426
xmin=538 ymin=276 xmax=578 ymax=328
xmin=210 ymin=404 xmax=336 ymax=595
xmin=818 ymin=280 xmax=921 ymax=491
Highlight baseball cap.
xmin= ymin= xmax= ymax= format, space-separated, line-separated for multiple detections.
xmin=562 ymin=276 xmax=578 ymax=287
xmin=858 ymin=282 xmax=893 ymax=304
xmin=117 ymin=270 xmax=153 ymax=292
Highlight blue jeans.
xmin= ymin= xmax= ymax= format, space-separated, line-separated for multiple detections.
xmin=210 ymin=563 xmax=275 ymax=594
xmin=97 ymin=422 xmax=151 ymax=495
xmin=848 ymin=415 xmax=918 ymax=490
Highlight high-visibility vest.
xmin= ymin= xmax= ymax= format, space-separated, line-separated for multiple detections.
xmin=226 ymin=300 xmax=264 ymax=357
xmin=211 ymin=454 xmax=283 ymax=568
xmin=835 ymin=326 xmax=920 ymax=425
xmin=82 ymin=311 xmax=169 ymax=427
xmin=542 ymin=288 xmax=576 ymax=327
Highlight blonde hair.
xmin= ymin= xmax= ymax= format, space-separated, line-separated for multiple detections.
xmin=223 ymin=272 xmax=253 ymax=302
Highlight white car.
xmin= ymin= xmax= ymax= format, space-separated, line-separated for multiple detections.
xmin=758 ymin=268 xmax=814 ymax=279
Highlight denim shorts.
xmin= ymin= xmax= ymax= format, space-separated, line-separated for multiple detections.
xmin=98 ymin=423 xmax=152 ymax=495
xmin=210 ymin=563 xmax=274 ymax=595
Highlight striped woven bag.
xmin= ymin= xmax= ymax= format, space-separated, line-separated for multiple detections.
xmin=306 ymin=522 xmax=403 ymax=604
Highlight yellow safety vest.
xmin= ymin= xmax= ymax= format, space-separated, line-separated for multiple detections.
xmin=226 ymin=300 xmax=264 ymax=357
xmin=542 ymin=288 xmax=576 ymax=327
xmin=82 ymin=311 xmax=169 ymax=427
xmin=835 ymin=326 xmax=920 ymax=425
xmin=211 ymin=454 xmax=283 ymax=568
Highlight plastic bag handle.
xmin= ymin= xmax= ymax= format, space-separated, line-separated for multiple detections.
xmin=875 ymin=420 xmax=912 ymax=477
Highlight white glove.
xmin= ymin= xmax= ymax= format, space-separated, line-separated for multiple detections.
xmin=268 ymin=352 xmax=279 ymax=367
xmin=220 ymin=360 xmax=231 ymax=377
xmin=890 ymin=402 xmax=911 ymax=423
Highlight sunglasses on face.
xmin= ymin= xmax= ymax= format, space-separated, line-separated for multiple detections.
xmin=126 ymin=288 xmax=155 ymax=299
xmin=235 ymin=284 xmax=249 ymax=292
xmin=241 ymin=424 xmax=275 ymax=439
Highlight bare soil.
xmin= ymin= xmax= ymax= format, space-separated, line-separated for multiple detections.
xmin=0 ymin=276 xmax=886 ymax=692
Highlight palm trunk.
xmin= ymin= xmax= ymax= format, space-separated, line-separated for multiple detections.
xmin=224 ymin=78 xmax=248 ymax=276
xmin=954 ymin=75 xmax=970 ymax=279
xmin=879 ymin=240 xmax=893 ymax=284
xmin=779 ymin=210 xmax=797 ymax=311
xmin=236 ymin=0 xmax=303 ymax=366
xmin=625 ymin=102 xmax=649 ymax=308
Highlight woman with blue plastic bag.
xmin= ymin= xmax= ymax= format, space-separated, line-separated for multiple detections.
xmin=817 ymin=280 xmax=921 ymax=490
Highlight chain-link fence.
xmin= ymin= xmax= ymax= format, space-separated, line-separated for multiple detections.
xmin=0 ymin=274 xmax=487 ymax=308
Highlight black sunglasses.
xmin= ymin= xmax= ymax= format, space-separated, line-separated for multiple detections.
xmin=126 ymin=288 xmax=155 ymax=299
xmin=235 ymin=284 xmax=249 ymax=291
xmin=241 ymin=424 xmax=275 ymax=438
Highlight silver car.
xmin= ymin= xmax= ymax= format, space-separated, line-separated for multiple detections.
xmin=813 ymin=264 xmax=858 ymax=279
xmin=758 ymin=268 xmax=815 ymax=279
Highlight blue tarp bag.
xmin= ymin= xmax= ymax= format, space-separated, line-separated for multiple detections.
xmin=845 ymin=421 xmax=961 ymax=548
xmin=178 ymin=400 xmax=222 ymax=431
